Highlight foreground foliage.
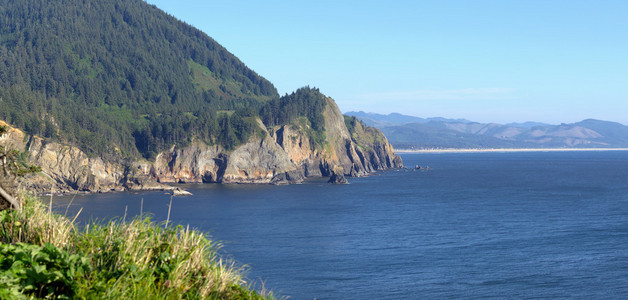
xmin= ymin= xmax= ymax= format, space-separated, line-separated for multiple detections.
xmin=0 ymin=242 xmax=90 ymax=299
xmin=0 ymin=195 xmax=271 ymax=299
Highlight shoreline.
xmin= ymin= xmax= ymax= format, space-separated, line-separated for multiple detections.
xmin=397 ymin=148 xmax=628 ymax=154
xmin=36 ymin=168 xmax=398 ymax=196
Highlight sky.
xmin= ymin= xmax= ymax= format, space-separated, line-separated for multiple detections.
xmin=145 ymin=0 xmax=628 ymax=125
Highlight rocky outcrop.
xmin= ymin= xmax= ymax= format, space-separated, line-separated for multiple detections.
xmin=25 ymin=137 xmax=125 ymax=193
xmin=149 ymin=97 xmax=402 ymax=186
xmin=269 ymin=97 xmax=403 ymax=179
xmin=347 ymin=116 xmax=404 ymax=169
xmin=0 ymin=96 xmax=402 ymax=193
xmin=150 ymin=121 xmax=304 ymax=185
xmin=222 ymin=133 xmax=302 ymax=184
xmin=151 ymin=143 xmax=223 ymax=184
xmin=1 ymin=120 xmax=168 ymax=194
xmin=328 ymin=165 xmax=348 ymax=184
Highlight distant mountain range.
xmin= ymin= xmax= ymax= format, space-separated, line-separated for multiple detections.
xmin=346 ymin=111 xmax=628 ymax=149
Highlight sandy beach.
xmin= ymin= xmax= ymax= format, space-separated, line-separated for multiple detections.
xmin=397 ymin=148 xmax=628 ymax=154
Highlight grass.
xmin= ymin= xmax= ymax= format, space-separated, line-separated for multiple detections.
xmin=294 ymin=116 xmax=327 ymax=151
xmin=343 ymin=115 xmax=387 ymax=153
xmin=0 ymin=193 xmax=274 ymax=299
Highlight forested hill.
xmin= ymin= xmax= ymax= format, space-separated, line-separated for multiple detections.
xmin=0 ymin=0 xmax=279 ymax=159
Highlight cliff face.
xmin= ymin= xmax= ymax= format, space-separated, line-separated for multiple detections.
xmin=1 ymin=120 xmax=168 ymax=193
xmin=268 ymin=97 xmax=403 ymax=178
xmin=0 ymin=0 xmax=402 ymax=194
xmin=0 ymin=97 xmax=402 ymax=193
xmin=150 ymin=136 xmax=301 ymax=185
xmin=140 ymin=97 xmax=402 ymax=186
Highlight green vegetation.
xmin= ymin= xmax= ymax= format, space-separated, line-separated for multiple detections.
xmin=0 ymin=125 xmax=40 ymax=211
xmin=261 ymin=87 xmax=328 ymax=150
xmin=0 ymin=0 xmax=278 ymax=159
xmin=0 ymin=123 xmax=273 ymax=299
xmin=0 ymin=126 xmax=41 ymax=178
xmin=0 ymin=242 xmax=90 ymax=299
xmin=188 ymin=60 xmax=273 ymax=103
xmin=0 ymin=0 xmax=335 ymax=161
xmin=344 ymin=116 xmax=387 ymax=151
xmin=0 ymin=195 xmax=272 ymax=299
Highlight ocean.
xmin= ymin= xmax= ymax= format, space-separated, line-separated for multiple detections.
xmin=52 ymin=151 xmax=628 ymax=299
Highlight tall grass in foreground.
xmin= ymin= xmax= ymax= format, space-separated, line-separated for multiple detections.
xmin=0 ymin=194 xmax=273 ymax=299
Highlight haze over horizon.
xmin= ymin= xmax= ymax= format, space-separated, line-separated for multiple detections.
xmin=344 ymin=110 xmax=628 ymax=127
xmin=145 ymin=0 xmax=628 ymax=125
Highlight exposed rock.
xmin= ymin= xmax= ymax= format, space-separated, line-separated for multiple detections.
xmin=23 ymin=137 xmax=129 ymax=193
xmin=172 ymin=188 xmax=193 ymax=196
xmin=0 ymin=96 xmax=402 ymax=194
xmin=222 ymin=136 xmax=302 ymax=184
xmin=328 ymin=166 xmax=348 ymax=184
xmin=122 ymin=166 xmax=171 ymax=192
xmin=152 ymin=143 xmax=223 ymax=184
xmin=272 ymin=124 xmax=311 ymax=165
xmin=152 ymin=125 xmax=304 ymax=185
xmin=1 ymin=121 xmax=164 ymax=194
xmin=0 ymin=121 xmax=21 ymax=209
xmin=149 ymin=99 xmax=403 ymax=186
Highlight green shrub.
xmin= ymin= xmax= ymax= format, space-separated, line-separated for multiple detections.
xmin=0 ymin=242 xmax=90 ymax=299
xmin=0 ymin=195 xmax=272 ymax=299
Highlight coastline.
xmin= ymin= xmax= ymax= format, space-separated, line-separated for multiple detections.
xmin=39 ymin=185 xmax=188 ymax=197
xmin=397 ymin=148 xmax=628 ymax=154
xmin=35 ymin=169 xmax=395 ymax=196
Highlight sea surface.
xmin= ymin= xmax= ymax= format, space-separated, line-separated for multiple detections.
xmin=52 ymin=151 xmax=628 ymax=299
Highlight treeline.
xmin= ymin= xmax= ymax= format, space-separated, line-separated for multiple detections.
xmin=133 ymin=87 xmax=329 ymax=157
xmin=261 ymin=87 xmax=328 ymax=148
xmin=0 ymin=0 xmax=278 ymax=159
xmin=0 ymin=0 xmax=333 ymax=159
xmin=132 ymin=109 xmax=259 ymax=158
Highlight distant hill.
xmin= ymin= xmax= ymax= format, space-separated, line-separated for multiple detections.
xmin=346 ymin=111 xmax=471 ymax=127
xmin=346 ymin=112 xmax=628 ymax=149
xmin=505 ymin=121 xmax=552 ymax=128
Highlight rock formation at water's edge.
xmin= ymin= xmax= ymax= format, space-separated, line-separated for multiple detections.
xmin=0 ymin=98 xmax=402 ymax=194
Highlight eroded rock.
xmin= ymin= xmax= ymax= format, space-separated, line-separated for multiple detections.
xmin=328 ymin=165 xmax=348 ymax=184
xmin=0 ymin=96 xmax=402 ymax=193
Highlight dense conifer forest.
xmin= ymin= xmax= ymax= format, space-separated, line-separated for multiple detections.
xmin=0 ymin=0 xmax=327 ymax=159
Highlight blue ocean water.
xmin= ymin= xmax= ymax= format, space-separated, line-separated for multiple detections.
xmin=53 ymin=151 xmax=628 ymax=299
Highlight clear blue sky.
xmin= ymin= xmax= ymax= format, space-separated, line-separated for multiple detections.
xmin=145 ymin=0 xmax=628 ymax=125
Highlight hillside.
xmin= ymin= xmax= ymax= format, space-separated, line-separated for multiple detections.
xmin=346 ymin=111 xmax=471 ymax=128
xmin=346 ymin=112 xmax=628 ymax=149
xmin=0 ymin=0 xmax=402 ymax=192
xmin=0 ymin=0 xmax=277 ymax=159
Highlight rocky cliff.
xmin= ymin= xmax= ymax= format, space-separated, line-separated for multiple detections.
xmin=0 ymin=97 xmax=402 ymax=193
xmin=149 ymin=97 xmax=402 ymax=185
